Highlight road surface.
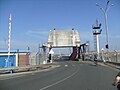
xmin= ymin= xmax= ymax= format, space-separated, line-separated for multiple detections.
xmin=0 ymin=61 xmax=118 ymax=90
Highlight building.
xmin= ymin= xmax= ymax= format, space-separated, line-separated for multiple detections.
xmin=0 ymin=49 xmax=31 ymax=68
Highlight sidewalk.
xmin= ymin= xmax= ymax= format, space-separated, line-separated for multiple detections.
xmin=104 ymin=62 xmax=120 ymax=70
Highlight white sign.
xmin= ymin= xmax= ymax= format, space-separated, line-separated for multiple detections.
xmin=49 ymin=49 xmax=54 ymax=54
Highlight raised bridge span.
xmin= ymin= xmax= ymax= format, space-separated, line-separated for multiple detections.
xmin=47 ymin=29 xmax=80 ymax=61
xmin=47 ymin=29 xmax=80 ymax=48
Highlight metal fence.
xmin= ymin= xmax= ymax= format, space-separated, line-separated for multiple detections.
xmin=108 ymin=51 xmax=120 ymax=62
xmin=36 ymin=47 xmax=48 ymax=65
xmin=99 ymin=51 xmax=120 ymax=62
xmin=84 ymin=51 xmax=120 ymax=63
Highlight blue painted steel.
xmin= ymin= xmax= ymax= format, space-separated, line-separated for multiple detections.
xmin=0 ymin=55 xmax=16 ymax=68
xmin=0 ymin=49 xmax=31 ymax=53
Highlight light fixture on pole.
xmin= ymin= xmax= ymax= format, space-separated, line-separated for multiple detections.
xmin=96 ymin=1 xmax=113 ymax=50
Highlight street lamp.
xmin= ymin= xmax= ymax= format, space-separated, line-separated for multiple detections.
xmin=96 ymin=1 xmax=113 ymax=51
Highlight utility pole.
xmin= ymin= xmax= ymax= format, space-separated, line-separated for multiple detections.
xmin=5 ymin=14 xmax=12 ymax=68
xmin=96 ymin=0 xmax=113 ymax=60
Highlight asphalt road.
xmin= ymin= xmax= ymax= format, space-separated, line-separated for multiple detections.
xmin=0 ymin=61 xmax=118 ymax=90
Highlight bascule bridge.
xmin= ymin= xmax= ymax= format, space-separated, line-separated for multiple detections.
xmin=47 ymin=29 xmax=80 ymax=61
xmin=36 ymin=29 xmax=81 ymax=64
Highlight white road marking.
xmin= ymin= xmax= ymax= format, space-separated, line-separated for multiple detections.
xmin=39 ymin=67 xmax=79 ymax=90
xmin=65 ymin=64 xmax=68 ymax=67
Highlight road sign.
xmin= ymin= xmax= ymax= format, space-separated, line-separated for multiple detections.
xmin=49 ymin=49 xmax=54 ymax=54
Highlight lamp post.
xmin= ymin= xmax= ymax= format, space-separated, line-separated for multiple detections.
xmin=96 ymin=1 xmax=113 ymax=52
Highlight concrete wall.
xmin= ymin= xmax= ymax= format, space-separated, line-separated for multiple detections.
xmin=48 ymin=30 xmax=80 ymax=47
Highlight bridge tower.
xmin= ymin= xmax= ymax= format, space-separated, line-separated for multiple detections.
xmin=92 ymin=20 xmax=102 ymax=57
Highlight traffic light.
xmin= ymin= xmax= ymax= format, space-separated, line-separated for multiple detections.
xmin=105 ymin=44 xmax=109 ymax=49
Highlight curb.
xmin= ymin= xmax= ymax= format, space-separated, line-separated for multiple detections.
xmin=0 ymin=62 xmax=59 ymax=77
